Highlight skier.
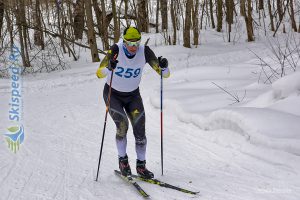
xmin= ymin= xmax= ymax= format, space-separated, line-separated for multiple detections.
xmin=96 ymin=26 xmax=170 ymax=179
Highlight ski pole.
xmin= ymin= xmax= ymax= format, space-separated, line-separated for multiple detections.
xmin=95 ymin=55 xmax=116 ymax=181
xmin=160 ymin=69 xmax=164 ymax=176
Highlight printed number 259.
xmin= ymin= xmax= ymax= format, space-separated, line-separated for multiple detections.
xmin=115 ymin=67 xmax=141 ymax=78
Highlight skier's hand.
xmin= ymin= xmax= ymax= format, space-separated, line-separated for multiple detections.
xmin=107 ymin=58 xmax=118 ymax=71
xmin=158 ymin=56 xmax=168 ymax=69
xmin=96 ymin=67 xmax=105 ymax=78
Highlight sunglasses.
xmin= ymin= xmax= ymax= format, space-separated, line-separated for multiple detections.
xmin=123 ymin=38 xmax=141 ymax=47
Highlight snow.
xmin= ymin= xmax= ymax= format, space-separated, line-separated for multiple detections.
xmin=1 ymin=31 xmax=300 ymax=200
xmin=272 ymin=72 xmax=300 ymax=99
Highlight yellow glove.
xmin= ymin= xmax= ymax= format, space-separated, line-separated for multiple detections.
xmin=96 ymin=67 xmax=106 ymax=78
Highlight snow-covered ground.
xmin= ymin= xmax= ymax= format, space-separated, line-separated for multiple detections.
xmin=1 ymin=31 xmax=300 ymax=200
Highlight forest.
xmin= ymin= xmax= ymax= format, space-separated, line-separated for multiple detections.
xmin=0 ymin=0 xmax=299 ymax=76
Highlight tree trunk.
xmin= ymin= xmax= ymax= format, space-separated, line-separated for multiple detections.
xmin=100 ymin=0 xmax=109 ymax=50
xmin=240 ymin=0 xmax=246 ymax=16
xmin=22 ymin=0 xmax=30 ymax=64
xmin=16 ymin=0 xmax=30 ymax=67
xmin=258 ymin=0 xmax=266 ymax=35
xmin=268 ymin=0 xmax=275 ymax=31
xmin=74 ymin=0 xmax=84 ymax=40
xmin=92 ymin=0 xmax=103 ymax=39
xmin=137 ymin=0 xmax=148 ymax=32
xmin=0 ymin=0 xmax=4 ymax=38
xmin=156 ymin=0 xmax=159 ymax=32
xmin=289 ymin=0 xmax=297 ymax=32
xmin=216 ymin=0 xmax=223 ymax=32
xmin=160 ymin=0 xmax=168 ymax=30
xmin=205 ymin=0 xmax=210 ymax=28
xmin=183 ymin=0 xmax=192 ymax=48
xmin=112 ymin=0 xmax=120 ymax=42
xmin=297 ymin=1 xmax=300 ymax=33
xmin=277 ymin=0 xmax=283 ymax=21
xmin=56 ymin=0 xmax=66 ymax=53
xmin=170 ymin=0 xmax=176 ymax=44
xmin=273 ymin=0 xmax=289 ymax=36
xmin=193 ymin=0 xmax=199 ymax=46
xmin=226 ymin=0 xmax=234 ymax=42
xmin=209 ymin=0 xmax=215 ymax=29
xmin=33 ymin=0 xmax=44 ymax=49
xmin=155 ymin=0 xmax=160 ymax=33
xmin=200 ymin=1 xmax=205 ymax=30
xmin=244 ymin=0 xmax=254 ymax=42
xmin=124 ymin=0 xmax=130 ymax=27
xmin=5 ymin=7 xmax=14 ymax=48
xmin=259 ymin=0 xmax=264 ymax=9
xmin=84 ymin=0 xmax=100 ymax=62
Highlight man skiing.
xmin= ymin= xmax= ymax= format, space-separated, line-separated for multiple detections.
xmin=96 ymin=27 xmax=170 ymax=179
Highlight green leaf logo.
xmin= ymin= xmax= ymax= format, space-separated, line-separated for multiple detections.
xmin=8 ymin=126 xmax=19 ymax=132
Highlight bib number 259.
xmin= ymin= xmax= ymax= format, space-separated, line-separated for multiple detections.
xmin=115 ymin=67 xmax=141 ymax=78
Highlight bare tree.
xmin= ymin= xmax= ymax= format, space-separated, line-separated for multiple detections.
xmin=216 ymin=0 xmax=223 ymax=32
xmin=258 ymin=0 xmax=264 ymax=9
xmin=170 ymin=0 xmax=176 ymax=44
xmin=288 ymin=0 xmax=297 ymax=32
xmin=273 ymin=0 xmax=290 ymax=37
xmin=124 ymin=0 xmax=130 ymax=27
xmin=137 ymin=0 xmax=149 ymax=32
xmin=160 ymin=0 xmax=168 ymax=30
xmin=251 ymin=32 xmax=300 ymax=83
xmin=240 ymin=0 xmax=246 ymax=16
xmin=92 ymin=0 xmax=106 ymax=42
xmin=5 ymin=3 xmax=14 ymax=48
xmin=73 ymin=0 xmax=84 ymax=40
xmin=258 ymin=0 xmax=267 ymax=35
xmin=225 ymin=0 xmax=234 ymax=42
xmin=84 ymin=0 xmax=100 ymax=62
xmin=268 ymin=0 xmax=275 ymax=31
xmin=200 ymin=0 xmax=205 ymax=30
xmin=298 ymin=0 xmax=300 ymax=33
xmin=278 ymin=0 xmax=286 ymax=33
xmin=112 ymin=0 xmax=120 ymax=42
xmin=100 ymin=0 xmax=109 ymax=50
xmin=16 ymin=0 xmax=30 ymax=67
xmin=209 ymin=0 xmax=215 ymax=29
xmin=244 ymin=0 xmax=254 ymax=41
xmin=156 ymin=0 xmax=159 ymax=32
xmin=183 ymin=0 xmax=193 ymax=48
xmin=277 ymin=0 xmax=284 ymax=21
xmin=55 ymin=0 xmax=66 ymax=53
xmin=33 ymin=0 xmax=44 ymax=49
xmin=193 ymin=0 xmax=200 ymax=46
xmin=0 ymin=0 xmax=4 ymax=38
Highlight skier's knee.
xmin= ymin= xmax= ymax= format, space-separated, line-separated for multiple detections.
xmin=116 ymin=118 xmax=129 ymax=138
xmin=135 ymin=136 xmax=147 ymax=146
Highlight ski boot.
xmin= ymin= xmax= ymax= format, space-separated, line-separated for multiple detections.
xmin=119 ymin=155 xmax=132 ymax=177
xmin=136 ymin=160 xmax=154 ymax=179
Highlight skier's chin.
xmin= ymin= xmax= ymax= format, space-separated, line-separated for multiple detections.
xmin=128 ymin=49 xmax=137 ymax=54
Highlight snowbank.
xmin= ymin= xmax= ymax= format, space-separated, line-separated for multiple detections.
xmin=245 ymin=71 xmax=300 ymax=116
xmin=150 ymin=96 xmax=300 ymax=156
xmin=272 ymin=71 xmax=300 ymax=99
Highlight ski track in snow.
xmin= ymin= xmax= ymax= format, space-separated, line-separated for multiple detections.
xmin=1 ymin=41 xmax=300 ymax=200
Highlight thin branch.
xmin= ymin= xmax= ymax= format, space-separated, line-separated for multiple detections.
xmin=17 ymin=23 xmax=107 ymax=55
xmin=212 ymin=82 xmax=245 ymax=104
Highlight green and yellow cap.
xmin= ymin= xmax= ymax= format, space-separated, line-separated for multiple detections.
xmin=123 ymin=27 xmax=141 ymax=41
